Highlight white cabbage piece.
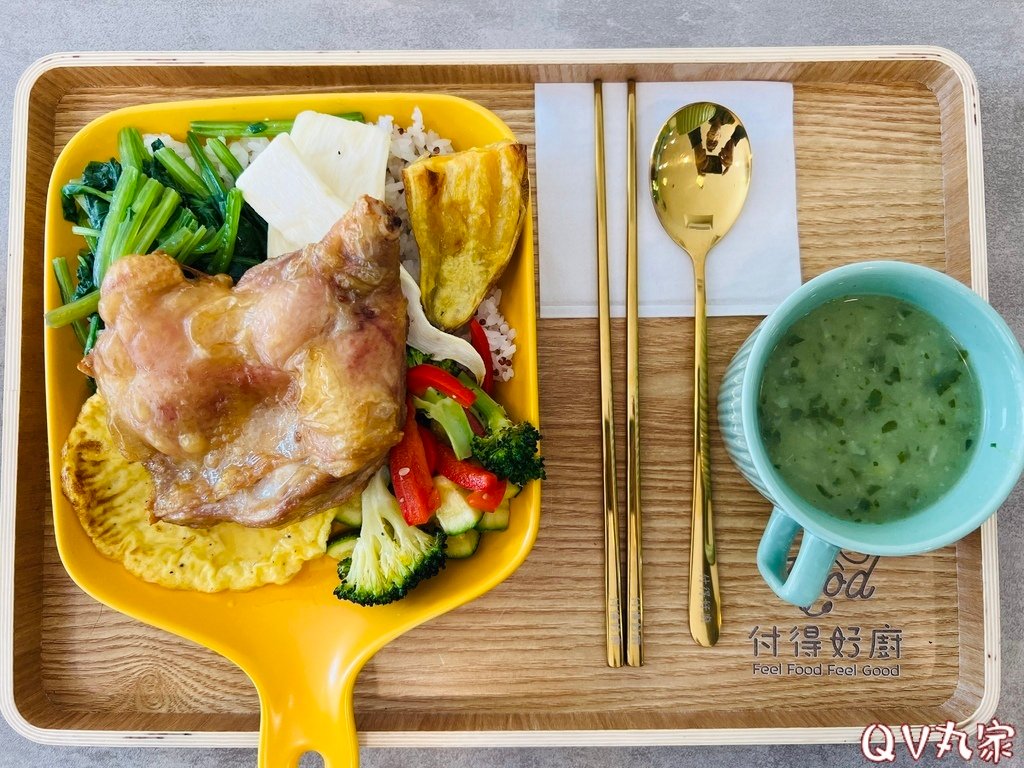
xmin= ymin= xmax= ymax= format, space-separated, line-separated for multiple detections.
xmin=290 ymin=110 xmax=389 ymax=206
xmin=255 ymin=111 xmax=390 ymax=260
xmin=236 ymin=134 xmax=347 ymax=251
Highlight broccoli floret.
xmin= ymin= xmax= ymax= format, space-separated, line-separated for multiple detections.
xmin=406 ymin=345 xmax=464 ymax=377
xmin=334 ymin=468 xmax=447 ymax=607
xmin=406 ymin=346 xmax=431 ymax=368
xmin=473 ymin=422 xmax=545 ymax=486
xmin=459 ymin=374 xmax=546 ymax=486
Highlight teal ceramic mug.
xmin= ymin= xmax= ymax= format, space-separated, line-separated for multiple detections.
xmin=718 ymin=261 xmax=1024 ymax=607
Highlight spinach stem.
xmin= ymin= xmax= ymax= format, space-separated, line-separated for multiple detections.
xmin=186 ymin=130 xmax=227 ymax=199
xmin=117 ymin=127 xmax=149 ymax=172
xmin=188 ymin=112 xmax=364 ymax=138
xmin=153 ymin=147 xmax=208 ymax=198
xmin=131 ymin=188 xmax=181 ymax=254
xmin=45 ymin=290 xmax=100 ymax=329
xmin=208 ymin=187 xmax=243 ymax=273
xmin=51 ymin=257 xmax=88 ymax=346
xmin=207 ymin=138 xmax=244 ymax=179
xmin=92 ymin=166 xmax=140 ymax=287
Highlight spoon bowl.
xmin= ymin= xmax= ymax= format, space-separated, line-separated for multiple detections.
xmin=651 ymin=102 xmax=752 ymax=259
xmin=650 ymin=102 xmax=752 ymax=647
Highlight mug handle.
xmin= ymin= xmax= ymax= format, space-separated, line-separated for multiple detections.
xmin=757 ymin=507 xmax=839 ymax=608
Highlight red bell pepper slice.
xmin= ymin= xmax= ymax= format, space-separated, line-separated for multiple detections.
xmin=390 ymin=399 xmax=440 ymax=525
xmin=468 ymin=319 xmax=495 ymax=394
xmin=407 ymin=364 xmax=476 ymax=408
xmin=435 ymin=440 xmax=500 ymax=492
xmin=418 ymin=422 xmax=439 ymax=474
xmin=463 ymin=406 xmax=486 ymax=437
xmin=468 ymin=479 xmax=507 ymax=512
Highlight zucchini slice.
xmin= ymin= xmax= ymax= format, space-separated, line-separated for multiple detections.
xmin=434 ymin=476 xmax=483 ymax=534
xmin=476 ymin=483 xmax=518 ymax=531
xmin=476 ymin=503 xmax=510 ymax=531
xmin=446 ymin=528 xmax=481 ymax=559
xmin=332 ymin=495 xmax=362 ymax=528
xmin=326 ymin=532 xmax=359 ymax=561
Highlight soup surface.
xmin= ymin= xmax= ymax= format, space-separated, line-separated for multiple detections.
xmin=758 ymin=295 xmax=980 ymax=523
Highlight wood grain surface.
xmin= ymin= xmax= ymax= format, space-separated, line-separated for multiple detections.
xmin=11 ymin=59 xmax=984 ymax=734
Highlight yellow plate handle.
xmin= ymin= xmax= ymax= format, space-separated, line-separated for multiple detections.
xmin=251 ymin=648 xmax=361 ymax=768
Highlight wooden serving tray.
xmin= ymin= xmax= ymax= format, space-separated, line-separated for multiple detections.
xmin=1 ymin=48 xmax=996 ymax=748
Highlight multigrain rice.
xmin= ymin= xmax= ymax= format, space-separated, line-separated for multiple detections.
xmin=475 ymin=290 xmax=517 ymax=383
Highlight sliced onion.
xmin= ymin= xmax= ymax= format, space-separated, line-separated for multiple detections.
xmin=400 ymin=266 xmax=485 ymax=383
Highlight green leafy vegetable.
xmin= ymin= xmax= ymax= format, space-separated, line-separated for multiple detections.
xmin=48 ymin=121 xmax=287 ymax=355
xmin=61 ymin=183 xmax=113 ymax=204
xmin=77 ymin=194 xmax=110 ymax=233
xmin=83 ymin=314 xmax=101 ymax=356
xmin=189 ymin=111 xmax=365 ymax=138
xmin=81 ymin=159 xmax=122 ymax=191
xmin=72 ymin=253 xmax=96 ymax=300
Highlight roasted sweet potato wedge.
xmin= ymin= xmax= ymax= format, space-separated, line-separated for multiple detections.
xmin=403 ymin=140 xmax=529 ymax=329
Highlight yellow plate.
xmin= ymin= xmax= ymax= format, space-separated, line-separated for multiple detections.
xmin=43 ymin=93 xmax=540 ymax=768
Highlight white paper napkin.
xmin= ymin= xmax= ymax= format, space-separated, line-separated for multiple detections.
xmin=535 ymin=81 xmax=802 ymax=318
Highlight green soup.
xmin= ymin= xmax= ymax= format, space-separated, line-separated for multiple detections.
xmin=757 ymin=295 xmax=981 ymax=523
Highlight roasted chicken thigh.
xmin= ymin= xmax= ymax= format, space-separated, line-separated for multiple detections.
xmin=81 ymin=196 xmax=407 ymax=527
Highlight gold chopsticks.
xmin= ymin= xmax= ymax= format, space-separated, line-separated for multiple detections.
xmin=624 ymin=79 xmax=643 ymax=667
xmin=595 ymin=80 xmax=644 ymax=667
xmin=594 ymin=79 xmax=623 ymax=668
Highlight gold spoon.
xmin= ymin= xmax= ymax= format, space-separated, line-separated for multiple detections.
xmin=650 ymin=103 xmax=752 ymax=647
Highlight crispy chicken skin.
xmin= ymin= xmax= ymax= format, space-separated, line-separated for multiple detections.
xmin=81 ymin=196 xmax=407 ymax=527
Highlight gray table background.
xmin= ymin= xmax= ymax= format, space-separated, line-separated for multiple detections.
xmin=1 ymin=1 xmax=1021 ymax=766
